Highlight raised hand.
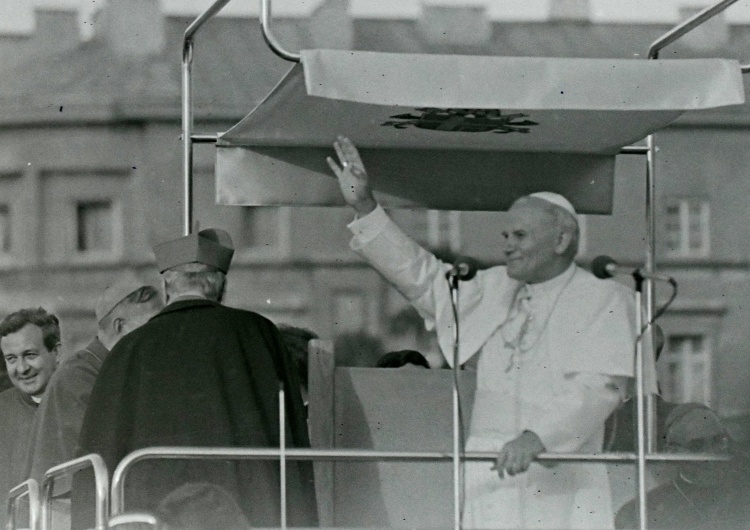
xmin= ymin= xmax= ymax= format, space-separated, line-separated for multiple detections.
xmin=327 ymin=135 xmax=377 ymax=216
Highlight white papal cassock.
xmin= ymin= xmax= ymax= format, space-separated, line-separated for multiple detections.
xmin=349 ymin=205 xmax=654 ymax=529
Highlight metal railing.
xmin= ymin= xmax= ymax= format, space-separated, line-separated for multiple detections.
xmin=649 ymin=0 xmax=750 ymax=72
xmin=40 ymin=454 xmax=109 ymax=530
xmin=7 ymin=479 xmax=40 ymax=530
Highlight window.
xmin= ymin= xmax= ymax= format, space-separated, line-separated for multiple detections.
xmin=41 ymin=171 xmax=126 ymax=264
xmin=664 ymin=198 xmax=710 ymax=258
xmin=76 ymin=201 xmax=114 ymax=252
xmin=658 ymin=334 xmax=712 ymax=405
xmin=0 ymin=204 xmax=10 ymax=253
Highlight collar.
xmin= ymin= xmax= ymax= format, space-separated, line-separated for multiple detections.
xmin=525 ymin=262 xmax=577 ymax=297
xmin=13 ymin=386 xmax=38 ymax=408
xmin=153 ymin=298 xmax=222 ymax=319
xmin=82 ymin=337 xmax=110 ymax=366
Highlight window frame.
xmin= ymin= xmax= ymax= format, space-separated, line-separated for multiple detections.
xmin=663 ymin=197 xmax=710 ymax=259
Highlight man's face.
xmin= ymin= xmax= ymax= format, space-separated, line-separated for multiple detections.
xmin=502 ymin=203 xmax=562 ymax=284
xmin=1 ymin=324 xmax=59 ymax=397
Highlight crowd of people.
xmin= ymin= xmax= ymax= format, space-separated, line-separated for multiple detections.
xmin=0 ymin=136 xmax=744 ymax=529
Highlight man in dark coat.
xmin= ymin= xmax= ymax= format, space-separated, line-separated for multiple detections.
xmin=73 ymin=228 xmax=317 ymax=529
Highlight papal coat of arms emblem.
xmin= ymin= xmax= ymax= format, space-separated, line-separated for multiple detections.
xmin=382 ymin=108 xmax=539 ymax=133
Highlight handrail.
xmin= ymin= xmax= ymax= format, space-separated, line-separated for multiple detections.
xmin=649 ymin=0 xmax=749 ymax=74
xmin=260 ymin=0 xmax=301 ymax=62
xmin=183 ymin=0 xmax=233 ymax=54
xmin=7 ymin=479 xmax=40 ymax=530
xmin=41 ymin=454 xmax=109 ymax=530
xmin=110 ymin=445 xmax=729 ymax=516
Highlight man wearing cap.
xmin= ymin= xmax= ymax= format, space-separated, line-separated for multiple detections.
xmin=327 ymin=136 xmax=649 ymax=529
xmin=616 ymin=403 xmax=750 ymax=529
xmin=74 ymin=228 xmax=317 ymax=529
xmin=22 ymin=272 xmax=163 ymax=488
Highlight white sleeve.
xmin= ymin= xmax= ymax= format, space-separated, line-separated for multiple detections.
xmin=347 ymin=205 xmax=449 ymax=322
xmin=525 ymin=373 xmax=627 ymax=452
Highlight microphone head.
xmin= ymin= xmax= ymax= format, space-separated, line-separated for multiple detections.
xmin=447 ymin=257 xmax=479 ymax=281
xmin=591 ymin=255 xmax=616 ymax=279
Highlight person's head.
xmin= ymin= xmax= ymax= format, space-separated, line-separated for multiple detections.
xmin=0 ymin=308 xmax=61 ymax=397
xmin=664 ymin=403 xmax=733 ymax=486
xmin=503 ymin=192 xmax=579 ymax=284
xmin=96 ymin=275 xmax=164 ymax=350
xmin=376 ymin=350 xmax=431 ymax=369
xmin=162 ymin=263 xmax=226 ymax=303
xmin=154 ymin=228 xmax=235 ymax=304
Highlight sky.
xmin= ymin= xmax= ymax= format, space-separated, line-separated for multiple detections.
xmin=4 ymin=0 xmax=750 ymax=35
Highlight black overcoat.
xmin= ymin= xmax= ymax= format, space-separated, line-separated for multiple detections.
xmin=72 ymin=299 xmax=317 ymax=528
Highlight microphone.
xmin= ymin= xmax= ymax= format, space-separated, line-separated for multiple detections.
xmin=591 ymin=255 xmax=675 ymax=283
xmin=445 ymin=258 xmax=479 ymax=281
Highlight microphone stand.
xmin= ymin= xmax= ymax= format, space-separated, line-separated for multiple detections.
xmin=632 ymin=270 xmax=649 ymax=530
xmin=448 ymin=275 xmax=463 ymax=530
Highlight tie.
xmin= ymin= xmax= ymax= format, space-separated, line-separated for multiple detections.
xmin=499 ymin=286 xmax=533 ymax=366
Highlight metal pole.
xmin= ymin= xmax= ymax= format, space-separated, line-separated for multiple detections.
xmin=41 ymin=454 xmax=108 ymax=530
xmin=260 ymin=0 xmax=301 ymax=62
xmin=645 ymin=134 xmax=658 ymax=454
xmin=279 ymin=385 xmax=287 ymax=530
xmin=7 ymin=479 xmax=40 ymax=530
xmin=181 ymin=0 xmax=233 ymax=236
xmin=181 ymin=42 xmax=194 ymax=236
xmin=450 ymin=279 xmax=461 ymax=530
xmin=649 ymin=0 xmax=740 ymax=59
xmin=633 ymin=286 xmax=648 ymax=530
xmin=110 ymin=446 xmax=729 ymax=514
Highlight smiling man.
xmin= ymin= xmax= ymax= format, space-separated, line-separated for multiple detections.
xmin=327 ymin=136 xmax=647 ymax=529
xmin=0 ymin=307 xmax=60 ymax=530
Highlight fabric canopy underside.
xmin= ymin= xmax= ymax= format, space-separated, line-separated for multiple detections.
xmin=216 ymin=49 xmax=745 ymax=213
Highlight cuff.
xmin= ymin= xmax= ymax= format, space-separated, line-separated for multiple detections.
xmin=347 ymin=204 xmax=390 ymax=245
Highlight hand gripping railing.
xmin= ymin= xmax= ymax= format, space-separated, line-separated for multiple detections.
xmin=6 ymin=479 xmax=40 ymax=530
xmin=40 ymin=454 xmax=108 ymax=530
xmin=649 ymin=0 xmax=750 ymax=73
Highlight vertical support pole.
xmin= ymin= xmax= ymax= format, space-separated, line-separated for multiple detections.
xmin=181 ymin=41 xmax=194 ymax=237
xmin=633 ymin=282 xmax=648 ymax=530
xmin=450 ymin=278 xmax=461 ymax=530
xmin=645 ymin=133 xmax=657 ymax=453
xmin=279 ymin=385 xmax=287 ymax=530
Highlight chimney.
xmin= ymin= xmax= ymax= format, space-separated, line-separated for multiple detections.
xmin=549 ymin=0 xmax=590 ymax=22
xmin=95 ymin=0 xmax=165 ymax=58
xmin=418 ymin=4 xmax=491 ymax=47
xmin=676 ymin=7 xmax=730 ymax=51
xmin=308 ymin=0 xmax=354 ymax=50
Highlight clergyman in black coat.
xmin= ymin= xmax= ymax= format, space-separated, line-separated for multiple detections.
xmin=72 ymin=228 xmax=316 ymax=529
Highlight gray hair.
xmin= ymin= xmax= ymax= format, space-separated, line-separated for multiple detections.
xmin=162 ymin=263 xmax=226 ymax=302
xmin=513 ymin=196 xmax=580 ymax=260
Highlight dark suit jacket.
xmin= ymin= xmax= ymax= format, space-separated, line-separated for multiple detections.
xmin=73 ymin=299 xmax=316 ymax=528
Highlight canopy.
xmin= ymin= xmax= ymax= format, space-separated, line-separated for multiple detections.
xmin=216 ymin=50 xmax=744 ymax=212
